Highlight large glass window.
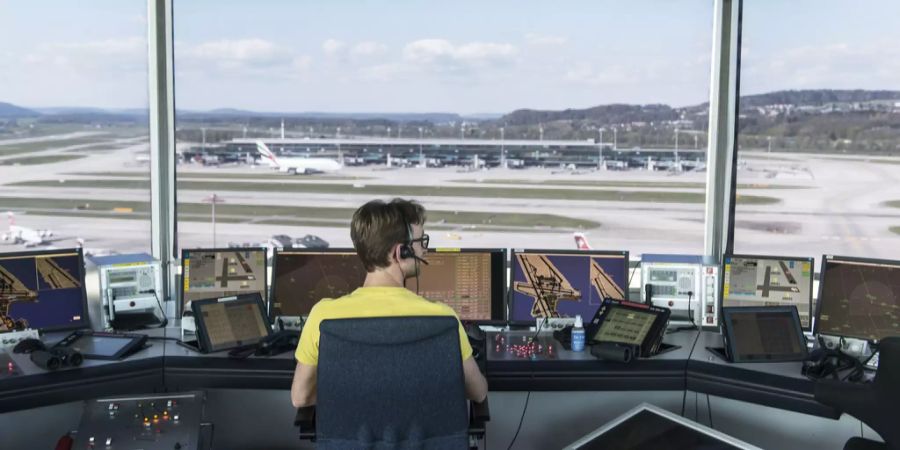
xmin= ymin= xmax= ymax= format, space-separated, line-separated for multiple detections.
xmin=0 ymin=1 xmax=151 ymax=255
xmin=173 ymin=1 xmax=716 ymax=255
xmin=736 ymin=1 xmax=900 ymax=261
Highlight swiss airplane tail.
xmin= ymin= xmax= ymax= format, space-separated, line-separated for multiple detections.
xmin=574 ymin=232 xmax=591 ymax=250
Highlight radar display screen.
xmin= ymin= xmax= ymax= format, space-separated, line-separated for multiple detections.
xmin=271 ymin=249 xmax=367 ymax=318
xmin=192 ymin=293 xmax=271 ymax=353
xmin=414 ymin=249 xmax=506 ymax=322
xmin=181 ymin=248 xmax=267 ymax=313
xmin=722 ymin=255 xmax=814 ymax=329
xmin=722 ymin=306 xmax=807 ymax=363
xmin=816 ymin=256 xmax=900 ymax=342
xmin=510 ymin=250 xmax=628 ymax=323
xmin=0 ymin=248 xmax=88 ymax=332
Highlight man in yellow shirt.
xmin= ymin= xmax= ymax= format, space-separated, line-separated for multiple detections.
xmin=290 ymin=198 xmax=489 ymax=407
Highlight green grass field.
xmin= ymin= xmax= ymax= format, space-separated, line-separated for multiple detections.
xmin=0 ymin=135 xmax=115 ymax=157
xmin=890 ymin=226 xmax=900 ymax=236
xmin=0 ymin=154 xmax=87 ymax=165
xmin=0 ymin=196 xmax=601 ymax=229
xmin=9 ymin=178 xmax=781 ymax=205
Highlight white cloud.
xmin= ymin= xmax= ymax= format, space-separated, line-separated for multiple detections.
xmin=403 ymin=39 xmax=518 ymax=71
xmin=525 ymin=33 xmax=568 ymax=46
xmin=351 ymin=41 xmax=388 ymax=57
xmin=358 ymin=62 xmax=411 ymax=82
xmin=187 ymin=38 xmax=289 ymax=66
xmin=21 ymin=36 xmax=146 ymax=73
xmin=743 ymin=40 xmax=900 ymax=92
xmin=322 ymin=39 xmax=345 ymax=56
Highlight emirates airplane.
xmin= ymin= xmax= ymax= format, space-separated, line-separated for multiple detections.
xmin=256 ymin=141 xmax=342 ymax=175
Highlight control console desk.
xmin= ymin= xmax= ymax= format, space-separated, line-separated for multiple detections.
xmin=485 ymin=330 xmax=695 ymax=391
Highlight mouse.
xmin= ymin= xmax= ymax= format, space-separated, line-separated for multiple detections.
xmin=13 ymin=338 xmax=46 ymax=354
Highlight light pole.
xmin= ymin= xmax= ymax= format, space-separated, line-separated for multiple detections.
xmin=598 ymin=128 xmax=605 ymax=170
xmin=500 ymin=126 xmax=506 ymax=169
xmin=203 ymin=193 xmax=225 ymax=247
xmin=767 ymin=136 xmax=773 ymax=153
xmin=336 ymin=127 xmax=343 ymax=166
xmin=613 ymin=127 xmax=618 ymax=150
xmin=674 ymin=128 xmax=680 ymax=169
xmin=418 ymin=127 xmax=424 ymax=168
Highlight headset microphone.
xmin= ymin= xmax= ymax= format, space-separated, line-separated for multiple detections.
xmin=411 ymin=254 xmax=430 ymax=265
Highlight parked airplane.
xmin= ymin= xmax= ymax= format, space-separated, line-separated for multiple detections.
xmin=256 ymin=141 xmax=342 ymax=174
xmin=1 ymin=212 xmax=55 ymax=247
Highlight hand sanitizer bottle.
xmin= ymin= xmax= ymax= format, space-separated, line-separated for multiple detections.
xmin=571 ymin=315 xmax=585 ymax=352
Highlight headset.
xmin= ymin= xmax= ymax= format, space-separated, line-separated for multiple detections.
xmin=803 ymin=337 xmax=867 ymax=382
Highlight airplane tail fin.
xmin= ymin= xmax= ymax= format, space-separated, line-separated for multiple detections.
xmin=256 ymin=141 xmax=280 ymax=166
xmin=574 ymin=232 xmax=591 ymax=250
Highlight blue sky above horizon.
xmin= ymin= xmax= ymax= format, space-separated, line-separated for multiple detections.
xmin=1 ymin=1 xmax=899 ymax=113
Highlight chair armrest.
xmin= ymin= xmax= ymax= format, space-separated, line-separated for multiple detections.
xmin=294 ymin=406 xmax=317 ymax=441
xmin=468 ymin=398 xmax=490 ymax=438
xmin=814 ymin=380 xmax=873 ymax=418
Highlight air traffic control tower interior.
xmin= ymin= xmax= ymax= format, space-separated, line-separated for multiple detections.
xmin=2 ymin=1 xmax=900 ymax=449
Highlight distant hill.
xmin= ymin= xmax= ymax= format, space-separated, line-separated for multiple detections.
xmin=499 ymin=104 xmax=679 ymax=126
xmin=739 ymin=89 xmax=900 ymax=108
xmin=0 ymin=102 xmax=40 ymax=118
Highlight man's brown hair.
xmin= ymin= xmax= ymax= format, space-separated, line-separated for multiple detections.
xmin=351 ymin=198 xmax=426 ymax=272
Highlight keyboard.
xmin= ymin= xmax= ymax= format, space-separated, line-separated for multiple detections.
xmin=865 ymin=352 xmax=879 ymax=370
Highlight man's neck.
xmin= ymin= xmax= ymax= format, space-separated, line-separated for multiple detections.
xmin=362 ymin=268 xmax=406 ymax=288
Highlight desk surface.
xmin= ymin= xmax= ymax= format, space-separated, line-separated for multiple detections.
xmin=0 ymin=327 xmax=844 ymax=418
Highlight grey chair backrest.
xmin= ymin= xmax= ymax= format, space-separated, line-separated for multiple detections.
xmin=316 ymin=316 xmax=469 ymax=450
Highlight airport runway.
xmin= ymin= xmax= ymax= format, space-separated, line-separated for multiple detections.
xmin=2 ymin=134 xmax=900 ymax=264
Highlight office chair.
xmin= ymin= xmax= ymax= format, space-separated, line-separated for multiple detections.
xmin=295 ymin=316 xmax=490 ymax=450
xmin=814 ymin=337 xmax=900 ymax=450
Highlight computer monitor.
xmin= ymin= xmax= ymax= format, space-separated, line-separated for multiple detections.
xmin=721 ymin=306 xmax=808 ymax=363
xmin=721 ymin=254 xmax=814 ymax=329
xmin=270 ymin=248 xmax=367 ymax=320
xmin=414 ymin=248 xmax=507 ymax=323
xmin=192 ymin=293 xmax=272 ymax=353
xmin=815 ymin=255 xmax=900 ymax=342
xmin=0 ymin=248 xmax=89 ymax=332
xmin=509 ymin=249 xmax=629 ymax=324
xmin=180 ymin=248 xmax=268 ymax=315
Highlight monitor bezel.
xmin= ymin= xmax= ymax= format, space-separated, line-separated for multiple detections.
xmin=721 ymin=305 xmax=809 ymax=363
xmin=563 ymin=402 xmax=762 ymax=450
xmin=270 ymin=247 xmax=509 ymax=324
xmin=507 ymin=248 xmax=630 ymax=327
xmin=426 ymin=247 xmax=508 ymax=325
xmin=179 ymin=247 xmax=268 ymax=317
xmin=0 ymin=247 xmax=90 ymax=333
xmin=720 ymin=253 xmax=815 ymax=331
xmin=191 ymin=292 xmax=272 ymax=353
xmin=270 ymin=247 xmax=360 ymax=322
xmin=814 ymin=254 xmax=900 ymax=342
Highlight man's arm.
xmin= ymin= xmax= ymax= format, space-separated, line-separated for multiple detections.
xmin=462 ymin=356 xmax=488 ymax=403
xmin=290 ymin=361 xmax=318 ymax=408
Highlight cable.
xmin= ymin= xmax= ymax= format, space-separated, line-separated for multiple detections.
xmin=150 ymin=290 xmax=168 ymax=328
xmin=681 ymin=324 xmax=705 ymax=417
xmin=706 ymin=394 xmax=713 ymax=429
xmin=507 ymin=391 xmax=531 ymax=450
xmin=507 ymin=317 xmax=548 ymax=449
xmin=626 ymin=261 xmax=639 ymax=291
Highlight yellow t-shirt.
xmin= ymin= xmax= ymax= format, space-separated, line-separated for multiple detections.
xmin=295 ymin=286 xmax=473 ymax=365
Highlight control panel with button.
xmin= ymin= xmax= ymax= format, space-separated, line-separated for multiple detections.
xmin=73 ymin=391 xmax=207 ymax=450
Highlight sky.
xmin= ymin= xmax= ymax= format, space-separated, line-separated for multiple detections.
xmin=0 ymin=1 xmax=899 ymax=113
